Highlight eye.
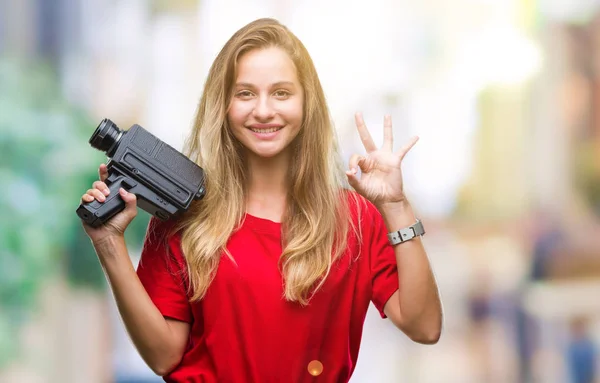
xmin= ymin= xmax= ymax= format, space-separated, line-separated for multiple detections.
xmin=235 ymin=90 xmax=254 ymax=99
xmin=273 ymin=90 xmax=291 ymax=99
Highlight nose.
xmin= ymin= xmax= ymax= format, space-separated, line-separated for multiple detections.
xmin=252 ymin=96 xmax=275 ymax=121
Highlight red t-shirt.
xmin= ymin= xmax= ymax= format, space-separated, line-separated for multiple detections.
xmin=136 ymin=193 xmax=399 ymax=382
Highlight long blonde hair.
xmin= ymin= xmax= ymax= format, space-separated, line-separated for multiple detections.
xmin=174 ymin=18 xmax=359 ymax=305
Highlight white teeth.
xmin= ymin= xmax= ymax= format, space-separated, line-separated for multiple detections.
xmin=250 ymin=127 xmax=281 ymax=133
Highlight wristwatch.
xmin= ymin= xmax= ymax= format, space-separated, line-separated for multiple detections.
xmin=387 ymin=219 xmax=425 ymax=245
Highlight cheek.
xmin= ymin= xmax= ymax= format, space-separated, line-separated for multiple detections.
xmin=228 ymin=101 xmax=251 ymax=125
xmin=281 ymin=99 xmax=304 ymax=124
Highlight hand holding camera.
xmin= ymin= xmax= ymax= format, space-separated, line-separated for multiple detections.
xmin=77 ymin=119 xmax=206 ymax=243
xmin=80 ymin=163 xmax=139 ymax=244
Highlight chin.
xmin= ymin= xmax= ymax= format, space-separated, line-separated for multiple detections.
xmin=244 ymin=143 xmax=279 ymax=156
xmin=252 ymin=151 xmax=283 ymax=159
xmin=249 ymin=147 xmax=287 ymax=159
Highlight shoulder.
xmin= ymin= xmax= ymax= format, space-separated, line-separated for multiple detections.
xmin=145 ymin=217 xmax=180 ymax=245
xmin=143 ymin=217 xmax=186 ymax=265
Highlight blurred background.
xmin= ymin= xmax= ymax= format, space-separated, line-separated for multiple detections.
xmin=1 ymin=0 xmax=600 ymax=382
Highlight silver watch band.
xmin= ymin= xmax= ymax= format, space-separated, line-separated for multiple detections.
xmin=387 ymin=219 xmax=425 ymax=245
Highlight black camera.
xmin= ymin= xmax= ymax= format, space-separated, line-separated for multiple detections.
xmin=76 ymin=119 xmax=206 ymax=227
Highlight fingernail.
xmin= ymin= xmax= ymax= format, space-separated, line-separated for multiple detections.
xmin=103 ymin=189 xmax=110 ymax=195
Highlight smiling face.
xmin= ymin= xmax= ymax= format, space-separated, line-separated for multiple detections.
xmin=227 ymin=46 xmax=304 ymax=161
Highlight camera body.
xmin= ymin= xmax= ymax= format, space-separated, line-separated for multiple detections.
xmin=76 ymin=119 xmax=206 ymax=227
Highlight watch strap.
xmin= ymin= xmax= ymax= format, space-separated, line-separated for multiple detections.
xmin=387 ymin=219 xmax=425 ymax=245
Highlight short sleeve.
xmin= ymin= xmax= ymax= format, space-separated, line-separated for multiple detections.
xmin=366 ymin=203 xmax=400 ymax=318
xmin=136 ymin=218 xmax=192 ymax=323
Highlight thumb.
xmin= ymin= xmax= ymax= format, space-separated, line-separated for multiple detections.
xmin=119 ymin=188 xmax=138 ymax=217
xmin=345 ymin=168 xmax=363 ymax=193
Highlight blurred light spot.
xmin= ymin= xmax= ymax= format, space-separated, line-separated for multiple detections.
xmin=307 ymin=360 xmax=323 ymax=376
xmin=458 ymin=25 xmax=543 ymax=88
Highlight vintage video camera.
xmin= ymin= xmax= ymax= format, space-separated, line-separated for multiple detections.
xmin=76 ymin=119 xmax=206 ymax=227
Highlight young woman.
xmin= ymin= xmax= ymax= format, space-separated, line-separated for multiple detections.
xmin=81 ymin=18 xmax=442 ymax=383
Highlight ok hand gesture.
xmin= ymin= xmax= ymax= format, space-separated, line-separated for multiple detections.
xmin=346 ymin=113 xmax=418 ymax=208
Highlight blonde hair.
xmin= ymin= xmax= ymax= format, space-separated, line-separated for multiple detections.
xmin=174 ymin=18 xmax=359 ymax=305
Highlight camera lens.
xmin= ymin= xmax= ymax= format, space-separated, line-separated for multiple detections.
xmin=89 ymin=119 xmax=123 ymax=155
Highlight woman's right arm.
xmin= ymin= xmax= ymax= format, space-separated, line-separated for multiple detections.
xmin=95 ymin=236 xmax=190 ymax=375
xmin=81 ymin=164 xmax=190 ymax=376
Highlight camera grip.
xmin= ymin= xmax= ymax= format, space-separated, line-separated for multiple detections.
xmin=76 ymin=174 xmax=136 ymax=227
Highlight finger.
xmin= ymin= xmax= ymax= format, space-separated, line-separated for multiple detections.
xmin=355 ymin=112 xmax=377 ymax=153
xmin=86 ymin=188 xmax=106 ymax=202
xmin=81 ymin=193 xmax=95 ymax=203
xmin=348 ymin=154 xmax=365 ymax=173
xmin=345 ymin=169 xmax=363 ymax=194
xmin=396 ymin=136 xmax=419 ymax=160
xmin=383 ymin=115 xmax=393 ymax=152
xmin=93 ymin=181 xmax=110 ymax=196
xmin=99 ymin=164 xmax=109 ymax=182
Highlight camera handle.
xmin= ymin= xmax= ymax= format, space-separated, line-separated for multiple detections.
xmin=76 ymin=170 xmax=140 ymax=228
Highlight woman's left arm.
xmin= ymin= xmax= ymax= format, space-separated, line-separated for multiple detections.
xmin=346 ymin=112 xmax=443 ymax=344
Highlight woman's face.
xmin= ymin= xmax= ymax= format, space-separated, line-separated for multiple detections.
xmin=227 ymin=47 xmax=304 ymax=160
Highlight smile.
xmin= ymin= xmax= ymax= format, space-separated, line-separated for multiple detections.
xmin=249 ymin=127 xmax=283 ymax=133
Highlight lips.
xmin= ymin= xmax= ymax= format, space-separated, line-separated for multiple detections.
xmin=248 ymin=124 xmax=284 ymax=133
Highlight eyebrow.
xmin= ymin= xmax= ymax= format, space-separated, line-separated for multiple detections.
xmin=235 ymin=81 xmax=296 ymax=88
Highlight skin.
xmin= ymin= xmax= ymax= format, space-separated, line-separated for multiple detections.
xmin=80 ymin=46 xmax=442 ymax=376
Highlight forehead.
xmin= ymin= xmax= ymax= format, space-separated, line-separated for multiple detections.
xmin=236 ymin=47 xmax=299 ymax=84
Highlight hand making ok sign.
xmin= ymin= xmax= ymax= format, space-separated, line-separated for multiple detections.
xmin=346 ymin=113 xmax=419 ymax=208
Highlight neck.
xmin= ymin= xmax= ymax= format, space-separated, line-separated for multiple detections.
xmin=244 ymin=151 xmax=291 ymax=222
